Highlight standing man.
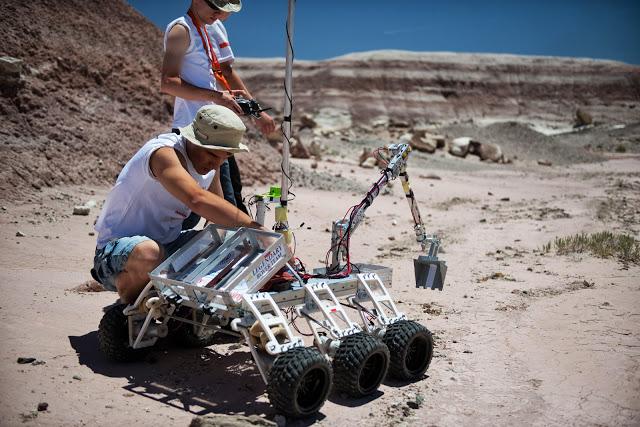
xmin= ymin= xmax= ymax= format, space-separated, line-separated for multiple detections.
xmin=161 ymin=0 xmax=276 ymax=214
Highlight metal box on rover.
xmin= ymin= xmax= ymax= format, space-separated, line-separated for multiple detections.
xmin=149 ymin=224 xmax=288 ymax=309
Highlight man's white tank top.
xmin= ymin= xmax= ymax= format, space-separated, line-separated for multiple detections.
xmin=95 ymin=133 xmax=215 ymax=248
xmin=164 ymin=16 xmax=234 ymax=128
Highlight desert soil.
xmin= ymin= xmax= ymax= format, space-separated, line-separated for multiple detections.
xmin=0 ymin=151 xmax=639 ymax=427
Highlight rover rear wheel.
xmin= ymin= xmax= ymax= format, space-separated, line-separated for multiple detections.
xmin=98 ymin=304 xmax=150 ymax=362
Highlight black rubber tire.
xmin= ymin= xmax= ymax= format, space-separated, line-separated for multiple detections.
xmin=332 ymin=333 xmax=390 ymax=397
xmin=267 ymin=347 xmax=333 ymax=418
xmin=98 ymin=304 xmax=150 ymax=362
xmin=383 ymin=320 xmax=433 ymax=381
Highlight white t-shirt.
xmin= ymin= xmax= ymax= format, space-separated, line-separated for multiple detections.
xmin=95 ymin=133 xmax=215 ymax=248
xmin=164 ymin=16 xmax=235 ymax=128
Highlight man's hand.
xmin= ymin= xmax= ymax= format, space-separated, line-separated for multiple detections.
xmin=213 ymin=90 xmax=250 ymax=114
xmin=255 ymin=111 xmax=277 ymax=136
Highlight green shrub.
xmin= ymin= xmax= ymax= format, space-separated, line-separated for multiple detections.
xmin=542 ymin=231 xmax=639 ymax=265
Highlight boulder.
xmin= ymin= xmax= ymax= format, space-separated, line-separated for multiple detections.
xmin=358 ymin=147 xmax=372 ymax=166
xmin=575 ymin=108 xmax=593 ymax=127
xmin=300 ymin=113 xmax=317 ymax=129
xmin=409 ymin=130 xmax=446 ymax=153
xmin=290 ymin=138 xmax=310 ymax=159
xmin=309 ymin=139 xmax=323 ymax=158
xmin=450 ymin=137 xmax=472 ymax=158
xmin=475 ymin=142 xmax=503 ymax=162
xmin=0 ymin=56 xmax=23 ymax=96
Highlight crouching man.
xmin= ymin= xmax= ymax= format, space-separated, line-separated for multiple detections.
xmin=91 ymin=105 xmax=263 ymax=303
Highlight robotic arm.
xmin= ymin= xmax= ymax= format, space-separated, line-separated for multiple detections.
xmin=329 ymin=144 xmax=445 ymax=289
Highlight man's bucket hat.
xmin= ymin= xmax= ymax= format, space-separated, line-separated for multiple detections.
xmin=179 ymin=105 xmax=248 ymax=154
xmin=208 ymin=0 xmax=242 ymax=13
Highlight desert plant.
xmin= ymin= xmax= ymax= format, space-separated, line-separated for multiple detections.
xmin=542 ymin=231 xmax=640 ymax=265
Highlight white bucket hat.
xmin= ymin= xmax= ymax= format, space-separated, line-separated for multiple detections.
xmin=207 ymin=0 xmax=242 ymax=13
xmin=179 ymin=105 xmax=249 ymax=154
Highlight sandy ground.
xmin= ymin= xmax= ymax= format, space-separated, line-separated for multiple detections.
xmin=0 ymin=155 xmax=639 ymax=427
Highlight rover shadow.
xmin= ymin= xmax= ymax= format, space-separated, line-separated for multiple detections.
xmin=328 ymin=390 xmax=384 ymax=407
xmin=68 ymin=331 xmax=272 ymax=416
xmin=382 ymin=374 xmax=429 ymax=388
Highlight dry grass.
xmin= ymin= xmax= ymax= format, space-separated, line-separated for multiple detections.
xmin=542 ymin=231 xmax=640 ymax=265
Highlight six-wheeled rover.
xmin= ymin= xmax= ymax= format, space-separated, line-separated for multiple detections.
xmin=97 ymin=0 xmax=447 ymax=418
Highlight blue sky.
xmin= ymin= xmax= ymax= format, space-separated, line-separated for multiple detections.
xmin=127 ymin=0 xmax=640 ymax=64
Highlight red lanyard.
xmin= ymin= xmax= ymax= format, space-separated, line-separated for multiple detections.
xmin=187 ymin=10 xmax=233 ymax=93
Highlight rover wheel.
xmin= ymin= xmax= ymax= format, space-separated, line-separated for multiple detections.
xmin=98 ymin=304 xmax=150 ymax=362
xmin=332 ymin=333 xmax=390 ymax=397
xmin=383 ymin=320 xmax=433 ymax=381
xmin=267 ymin=347 xmax=332 ymax=418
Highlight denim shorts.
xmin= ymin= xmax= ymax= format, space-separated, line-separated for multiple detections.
xmin=92 ymin=230 xmax=199 ymax=292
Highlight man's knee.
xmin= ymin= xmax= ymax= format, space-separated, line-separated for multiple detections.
xmin=115 ymin=240 xmax=163 ymax=303
xmin=127 ymin=240 xmax=164 ymax=272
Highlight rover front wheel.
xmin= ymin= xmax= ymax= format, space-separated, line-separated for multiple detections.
xmin=267 ymin=347 xmax=332 ymax=418
xmin=383 ymin=320 xmax=433 ymax=381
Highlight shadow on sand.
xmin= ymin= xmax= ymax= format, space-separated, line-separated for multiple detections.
xmin=69 ymin=331 xmax=275 ymax=417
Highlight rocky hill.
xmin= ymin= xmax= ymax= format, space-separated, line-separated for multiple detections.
xmin=236 ymin=51 xmax=640 ymax=128
xmin=1 ymin=0 xmax=639 ymax=201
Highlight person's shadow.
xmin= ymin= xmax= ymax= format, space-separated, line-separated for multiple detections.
xmin=68 ymin=330 xmax=273 ymax=416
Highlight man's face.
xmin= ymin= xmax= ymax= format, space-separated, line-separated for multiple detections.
xmin=188 ymin=142 xmax=231 ymax=174
xmin=196 ymin=0 xmax=231 ymax=24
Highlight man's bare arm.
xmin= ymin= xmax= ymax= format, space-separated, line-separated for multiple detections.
xmin=160 ymin=24 xmax=245 ymax=113
xmin=150 ymin=147 xmax=260 ymax=228
xmin=221 ymin=62 xmax=276 ymax=135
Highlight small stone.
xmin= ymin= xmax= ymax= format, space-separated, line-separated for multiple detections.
xmin=31 ymin=360 xmax=46 ymax=366
xmin=1 ymin=206 xmax=6 ymax=210
xmin=17 ymin=357 xmax=36 ymax=364
xmin=488 ymin=192 xmax=493 ymax=196
xmin=407 ymin=401 xmax=420 ymax=410
xmin=500 ymin=197 xmax=510 ymax=202
xmin=537 ymin=159 xmax=552 ymax=167
xmin=16 ymin=231 xmax=25 ymax=237
xmin=479 ymin=218 xmax=486 ymax=223
xmin=88 ymin=231 xmax=95 ymax=236
xmin=72 ymin=206 xmax=90 ymax=216
xmin=388 ymin=236 xmax=395 ymax=241
xmin=72 ymin=375 xmax=82 ymax=380
xmin=391 ymin=219 xmax=398 ymax=226
xmin=37 ymin=402 xmax=48 ymax=411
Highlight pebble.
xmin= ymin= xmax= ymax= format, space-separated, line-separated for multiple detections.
xmin=17 ymin=357 xmax=36 ymax=364
xmin=72 ymin=206 xmax=90 ymax=216
xmin=391 ymin=219 xmax=398 ymax=226
xmin=388 ymin=236 xmax=395 ymax=241
xmin=500 ymin=197 xmax=510 ymax=202
xmin=72 ymin=375 xmax=82 ymax=380
xmin=88 ymin=231 xmax=95 ymax=236
xmin=1 ymin=206 xmax=6 ymax=210
xmin=37 ymin=402 xmax=48 ymax=412
xmin=16 ymin=231 xmax=26 ymax=237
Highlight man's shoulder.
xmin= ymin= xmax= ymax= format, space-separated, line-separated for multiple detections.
xmin=165 ymin=16 xmax=189 ymax=33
